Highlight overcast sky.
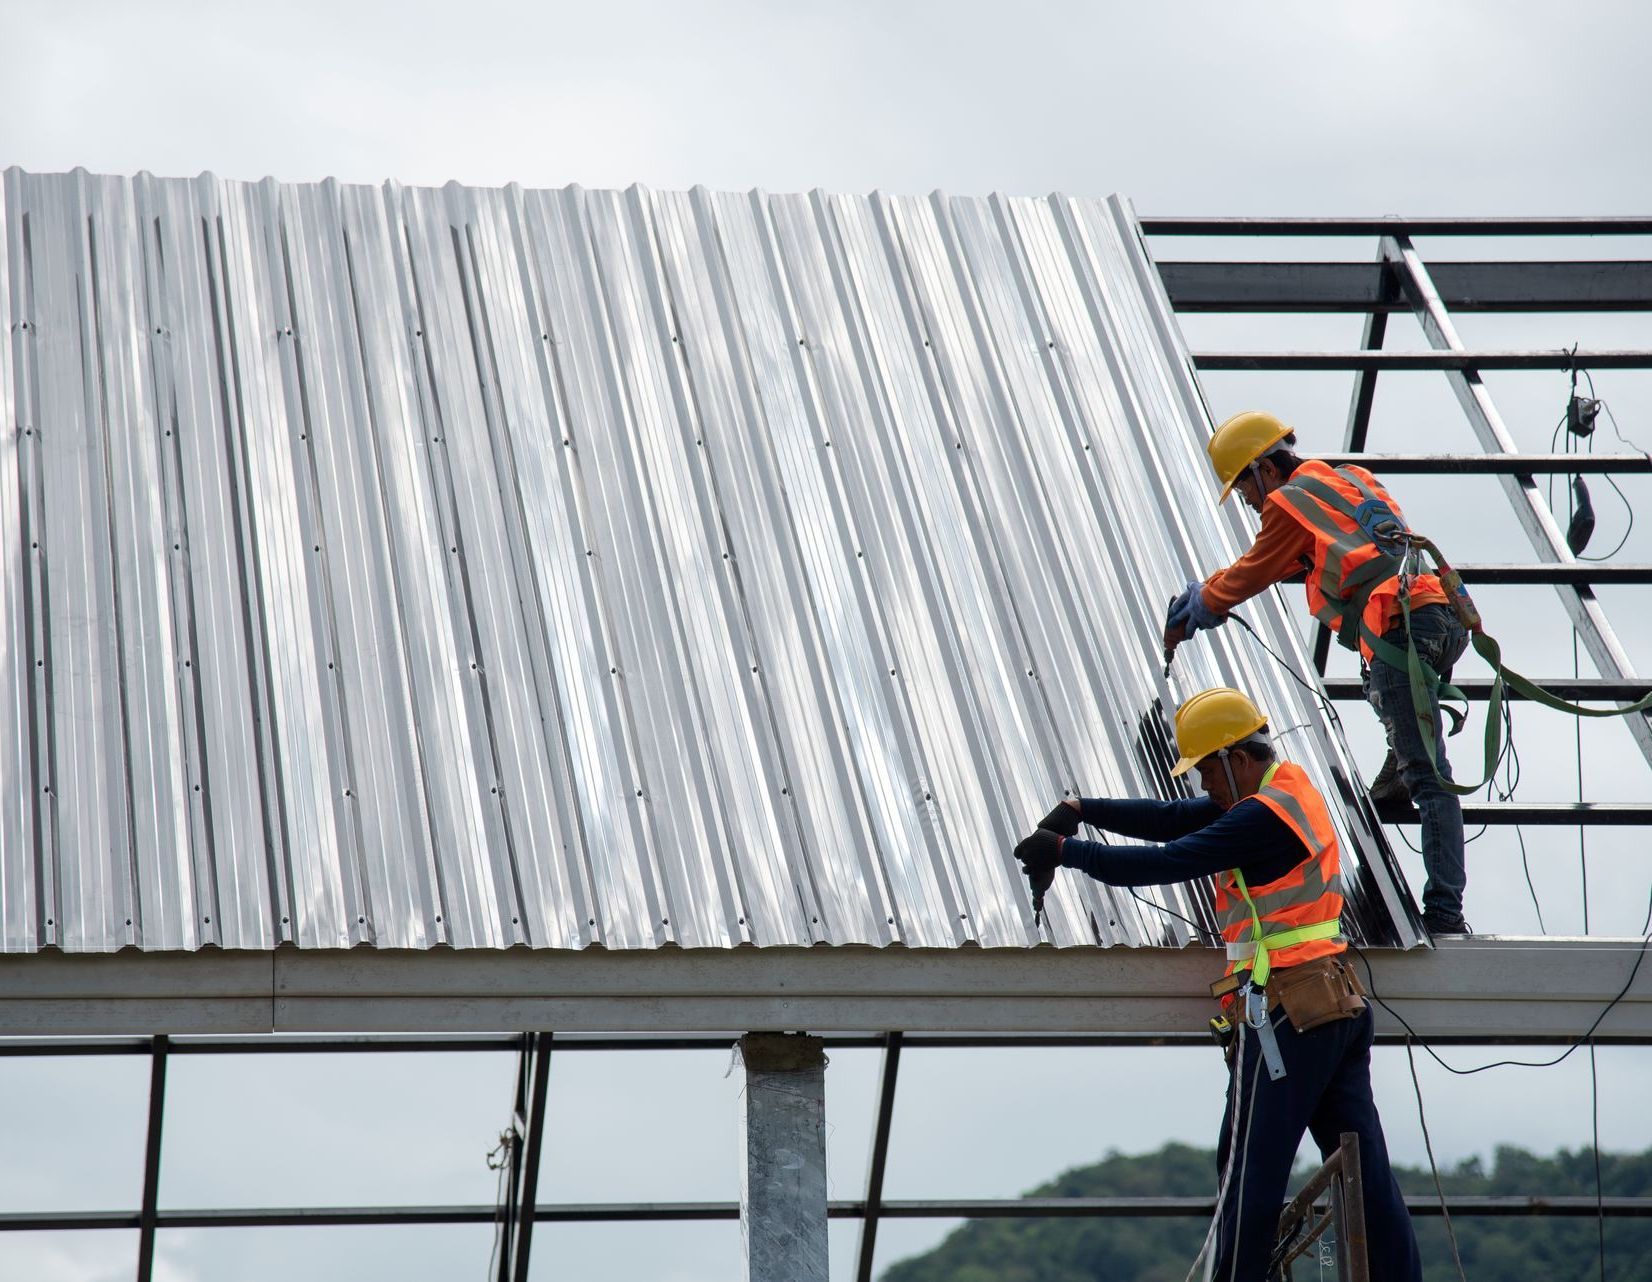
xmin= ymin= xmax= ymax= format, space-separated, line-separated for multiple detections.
xmin=3 ymin=2 xmax=1651 ymax=1280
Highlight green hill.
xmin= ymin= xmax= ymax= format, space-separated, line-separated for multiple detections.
xmin=879 ymin=1142 xmax=1652 ymax=1282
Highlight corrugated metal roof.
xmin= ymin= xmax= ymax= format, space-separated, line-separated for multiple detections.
xmin=0 ymin=169 xmax=1420 ymax=953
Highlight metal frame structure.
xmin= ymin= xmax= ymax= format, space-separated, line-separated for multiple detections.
xmin=1272 ymin=1133 xmax=1368 ymax=1282
xmin=5 ymin=215 xmax=1652 ymax=1281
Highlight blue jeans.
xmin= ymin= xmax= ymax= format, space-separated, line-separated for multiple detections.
xmin=1212 ymin=1001 xmax=1421 ymax=1282
xmin=1364 ymin=604 xmax=1470 ymax=922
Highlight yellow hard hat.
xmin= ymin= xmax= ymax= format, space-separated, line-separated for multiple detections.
xmin=1207 ymin=411 xmax=1293 ymax=502
xmin=1169 ymin=687 xmax=1269 ymax=777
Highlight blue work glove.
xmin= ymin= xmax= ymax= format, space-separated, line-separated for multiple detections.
xmin=1164 ymin=579 xmax=1226 ymax=639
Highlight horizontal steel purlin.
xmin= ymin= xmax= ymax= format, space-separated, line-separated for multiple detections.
xmin=1320 ymin=678 xmax=1652 ymax=702
xmin=1193 ymin=350 xmax=1652 ymax=370
xmin=1452 ymin=564 xmax=1652 ymax=585
xmin=0 ymin=939 xmax=1649 ymax=1038
xmin=1140 ymin=216 xmax=1652 ymax=236
xmin=1159 ymin=261 xmax=1652 ymax=313
xmin=1374 ymin=804 xmax=1652 ymax=827
xmin=1317 ymin=454 xmax=1652 ymax=475
xmin=4 ymin=1194 xmax=1652 ymax=1232
xmin=3 ymin=1026 xmax=1651 ymax=1056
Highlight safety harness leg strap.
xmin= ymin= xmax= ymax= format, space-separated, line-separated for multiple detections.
xmin=1380 ymin=551 xmax=1652 ymax=797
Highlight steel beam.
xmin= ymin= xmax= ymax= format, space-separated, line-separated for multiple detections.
xmin=854 ymin=1032 xmax=903 ymax=1282
xmin=136 ymin=1035 xmax=168 ymax=1282
xmin=1321 ymin=678 xmax=1652 ymax=703
xmin=1319 ymin=247 xmax=1395 ymax=668
xmin=5 ymin=939 xmax=1652 ymax=1037
xmin=1140 ymin=216 xmax=1652 ymax=236
xmin=1374 ymin=802 xmax=1652 ymax=826
xmin=739 ymin=1033 xmax=829 ymax=1282
xmin=1451 ymin=564 xmax=1652 ymax=585
xmin=1195 ymin=349 xmax=1652 ymax=370
xmin=1158 ymin=261 xmax=1652 ymax=313
xmin=7 ymin=1193 xmax=1652 ymax=1232
xmin=8 ymin=1027 xmax=1652 ymax=1057
xmin=512 ymin=1034 xmax=553 ymax=1282
xmin=1380 ymin=234 xmax=1652 ymax=771
xmin=1320 ymin=453 xmax=1652 ymax=475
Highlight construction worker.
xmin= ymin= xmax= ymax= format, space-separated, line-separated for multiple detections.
xmin=1163 ymin=411 xmax=1471 ymax=935
xmin=1014 ymin=687 xmax=1421 ymax=1282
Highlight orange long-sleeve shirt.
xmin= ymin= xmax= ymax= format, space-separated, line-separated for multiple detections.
xmin=1199 ymin=494 xmax=1446 ymax=631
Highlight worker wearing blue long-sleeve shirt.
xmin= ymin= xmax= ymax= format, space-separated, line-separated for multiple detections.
xmin=1014 ymin=687 xmax=1420 ymax=1282
xmin=1057 ymin=793 xmax=1302 ymax=890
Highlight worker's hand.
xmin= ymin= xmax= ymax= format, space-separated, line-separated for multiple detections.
xmin=1164 ymin=580 xmax=1226 ymax=643
xmin=1014 ymin=827 xmax=1065 ymax=880
xmin=1037 ymin=798 xmax=1082 ymax=837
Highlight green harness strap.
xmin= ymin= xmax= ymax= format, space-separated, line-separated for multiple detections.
xmin=1229 ymin=867 xmax=1343 ymax=988
xmin=1366 ymin=541 xmax=1652 ymax=796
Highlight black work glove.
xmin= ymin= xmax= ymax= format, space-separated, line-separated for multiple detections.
xmin=1014 ymin=827 xmax=1065 ymax=880
xmin=1037 ymin=799 xmax=1082 ymax=837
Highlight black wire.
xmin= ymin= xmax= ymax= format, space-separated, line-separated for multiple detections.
xmin=1575 ymin=629 xmax=1590 ymax=935
xmin=1127 ymin=887 xmax=1224 ymax=946
xmin=1591 ymin=1042 xmax=1607 ymax=1282
xmin=1559 ymin=369 xmax=1635 ymax=560
xmin=1348 ymin=881 xmax=1652 ymax=1077
xmin=1577 ymin=470 xmax=1635 ymax=561
xmin=1404 ymin=1036 xmax=1468 ymax=1282
xmin=1226 ymin=611 xmax=1345 ymax=735
xmin=1547 ymin=407 xmax=1570 ymax=514
xmin=1514 ymin=824 xmax=1547 ymax=934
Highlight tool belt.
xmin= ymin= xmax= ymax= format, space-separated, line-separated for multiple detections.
xmin=1209 ymin=954 xmax=1366 ymax=1034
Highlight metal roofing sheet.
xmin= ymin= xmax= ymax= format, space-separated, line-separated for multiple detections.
xmin=0 ymin=169 xmax=1420 ymax=953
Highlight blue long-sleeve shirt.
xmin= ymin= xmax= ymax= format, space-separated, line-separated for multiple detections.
xmin=1060 ymin=795 xmax=1307 ymax=889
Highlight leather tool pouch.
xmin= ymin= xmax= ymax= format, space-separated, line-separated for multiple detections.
xmin=1267 ymin=956 xmax=1367 ymax=1033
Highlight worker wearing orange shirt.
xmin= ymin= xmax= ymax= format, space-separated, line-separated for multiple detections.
xmin=1163 ymin=412 xmax=1471 ymax=935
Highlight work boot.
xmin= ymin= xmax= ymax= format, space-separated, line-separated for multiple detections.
xmin=1422 ymin=911 xmax=1472 ymax=936
xmin=1368 ymin=749 xmax=1410 ymax=804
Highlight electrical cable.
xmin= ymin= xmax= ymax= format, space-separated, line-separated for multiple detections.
xmin=1403 ymin=1036 xmax=1467 ymax=1282
xmin=485 ymin=1127 xmax=518 ymax=1281
xmin=1575 ymin=631 xmax=1590 ymax=935
xmin=1591 ymin=1043 xmax=1606 ymax=1282
xmin=1227 ymin=611 xmax=1345 ymax=736
xmin=1128 ymin=887 xmax=1224 ymax=946
xmin=1349 ymin=880 xmax=1652 ymax=1077
xmin=1185 ymin=1023 xmax=1251 ymax=1282
xmin=1493 ymin=703 xmax=1547 ymax=932
xmin=1554 ymin=366 xmax=1635 ymax=561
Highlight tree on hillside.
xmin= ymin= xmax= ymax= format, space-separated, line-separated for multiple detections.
xmin=880 ymin=1143 xmax=1652 ymax=1282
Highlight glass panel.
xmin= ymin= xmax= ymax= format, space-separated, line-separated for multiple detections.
xmin=0 ymin=1054 xmax=148 ymax=1211
xmin=160 ymin=1049 xmax=514 ymax=1207
xmin=0 ymin=1229 xmax=137 ymax=1282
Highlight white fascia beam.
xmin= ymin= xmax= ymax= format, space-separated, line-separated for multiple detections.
xmin=0 ymin=939 xmax=1645 ymax=1040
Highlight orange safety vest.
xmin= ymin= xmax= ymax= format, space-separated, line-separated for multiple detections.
xmin=1268 ymin=459 xmax=1444 ymax=662
xmin=1214 ymin=762 xmax=1346 ymax=992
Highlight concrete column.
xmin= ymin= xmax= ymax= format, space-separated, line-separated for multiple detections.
xmin=737 ymin=1032 xmax=828 ymax=1282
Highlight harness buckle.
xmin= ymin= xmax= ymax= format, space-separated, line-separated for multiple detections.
xmin=1244 ymin=983 xmax=1288 ymax=1082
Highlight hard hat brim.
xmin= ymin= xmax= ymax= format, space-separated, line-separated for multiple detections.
xmin=1169 ymin=751 xmax=1203 ymax=778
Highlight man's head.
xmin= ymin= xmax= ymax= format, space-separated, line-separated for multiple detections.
xmin=1168 ymin=686 xmax=1274 ymax=809
xmin=1207 ymin=411 xmax=1302 ymax=514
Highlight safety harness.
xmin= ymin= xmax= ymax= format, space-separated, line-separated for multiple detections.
xmin=1217 ymin=762 xmax=1345 ymax=1081
xmin=1278 ymin=466 xmax=1652 ymax=794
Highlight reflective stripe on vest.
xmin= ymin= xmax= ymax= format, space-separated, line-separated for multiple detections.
xmin=1268 ymin=460 xmax=1444 ymax=659
xmin=1216 ymin=762 xmax=1346 ymax=987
